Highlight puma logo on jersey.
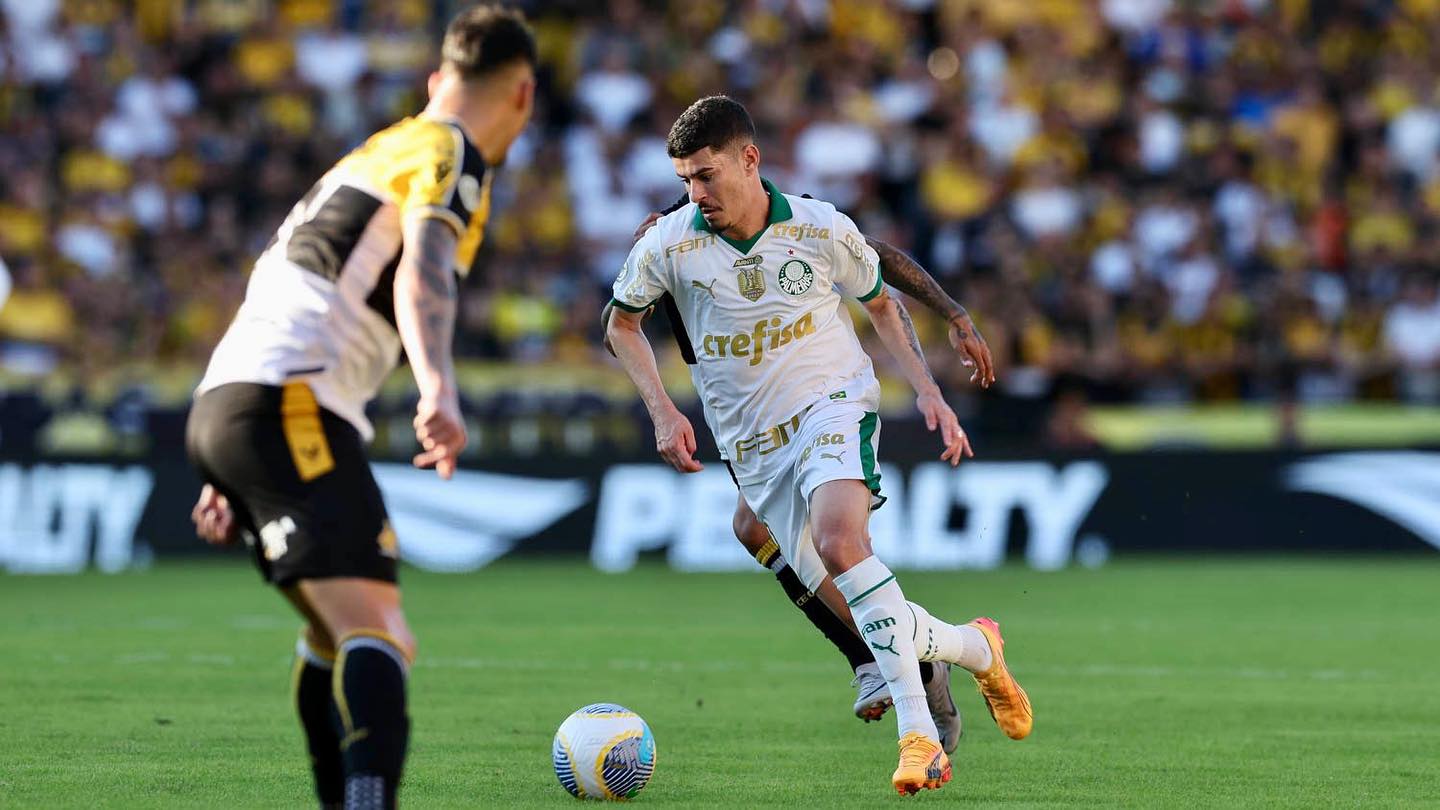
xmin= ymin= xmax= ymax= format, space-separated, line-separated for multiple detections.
xmin=869 ymin=634 xmax=900 ymax=656
xmin=700 ymin=311 xmax=816 ymax=366
xmin=821 ymin=451 xmax=845 ymax=463
xmin=298 ymin=444 xmax=321 ymax=460
xmin=691 ymin=279 xmax=717 ymax=298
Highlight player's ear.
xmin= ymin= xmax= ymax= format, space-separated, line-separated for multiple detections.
xmin=520 ymin=78 xmax=535 ymax=116
xmin=740 ymin=143 xmax=760 ymax=176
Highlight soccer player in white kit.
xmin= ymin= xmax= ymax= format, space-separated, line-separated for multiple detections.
xmin=606 ymin=97 xmax=1033 ymax=795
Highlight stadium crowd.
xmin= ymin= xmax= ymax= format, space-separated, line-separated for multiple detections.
xmin=1 ymin=0 xmax=1439 ymax=416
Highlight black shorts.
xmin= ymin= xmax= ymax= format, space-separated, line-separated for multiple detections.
xmin=186 ymin=382 xmax=396 ymax=587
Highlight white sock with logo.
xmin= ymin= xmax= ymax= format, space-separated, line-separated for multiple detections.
xmin=833 ymin=556 xmax=937 ymax=742
xmin=908 ymin=601 xmax=993 ymax=674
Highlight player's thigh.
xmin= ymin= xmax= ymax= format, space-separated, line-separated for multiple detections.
xmin=296 ymin=577 xmax=416 ymax=662
xmin=190 ymin=382 xmax=400 ymax=589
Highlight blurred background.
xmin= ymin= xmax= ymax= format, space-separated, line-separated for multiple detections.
xmin=1 ymin=0 xmax=1438 ymax=573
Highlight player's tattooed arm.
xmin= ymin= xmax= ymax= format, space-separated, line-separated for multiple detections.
xmin=862 ymin=289 xmax=974 ymax=464
xmin=865 ymin=236 xmax=996 ymax=388
xmin=894 ymin=297 xmax=935 ymax=386
xmin=394 ymin=215 xmax=467 ymax=478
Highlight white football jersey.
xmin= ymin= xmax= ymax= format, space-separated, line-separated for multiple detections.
xmin=612 ymin=180 xmax=884 ymax=482
xmin=197 ymin=116 xmax=493 ymax=440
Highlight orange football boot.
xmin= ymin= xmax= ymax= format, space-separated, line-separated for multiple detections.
xmin=968 ymin=617 xmax=1033 ymax=740
xmin=891 ymin=732 xmax=951 ymax=796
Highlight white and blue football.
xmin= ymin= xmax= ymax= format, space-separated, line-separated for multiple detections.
xmin=552 ymin=703 xmax=657 ymax=800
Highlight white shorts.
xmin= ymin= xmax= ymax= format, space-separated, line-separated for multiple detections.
xmin=737 ymin=400 xmax=884 ymax=592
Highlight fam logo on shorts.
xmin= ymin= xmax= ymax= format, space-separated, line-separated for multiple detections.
xmin=259 ymin=516 xmax=297 ymax=562
xmin=777 ymin=259 xmax=814 ymax=295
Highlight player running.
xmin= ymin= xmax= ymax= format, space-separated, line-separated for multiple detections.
xmin=604 ymin=207 xmax=996 ymax=753
xmin=185 ymin=7 xmax=536 ymax=808
xmin=606 ymin=96 xmax=1031 ymax=795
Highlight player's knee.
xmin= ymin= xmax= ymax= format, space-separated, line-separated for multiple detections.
xmin=336 ymin=624 xmax=416 ymax=665
xmin=731 ymin=505 xmax=768 ymax=555
xmin=812 ymin=520 xmax=865 ymax=572
xmin=303 ymin=623 xmax=337 ymax=659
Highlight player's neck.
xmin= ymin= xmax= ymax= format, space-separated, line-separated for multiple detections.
xmin=719 ymin=180 xmax=771 ymax=242
xmin=424 ymin=96 xmax=512 ymax=166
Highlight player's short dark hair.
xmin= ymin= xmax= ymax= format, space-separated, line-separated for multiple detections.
xmin=441 ymin=4 xmax=537 ymax=80
xmin=666 ymin=96 xmax=756 ymax=158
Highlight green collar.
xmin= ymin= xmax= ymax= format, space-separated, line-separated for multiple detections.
xmin=692 ymin=178 xmax=793 ymax=254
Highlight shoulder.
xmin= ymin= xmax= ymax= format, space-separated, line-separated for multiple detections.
xmin=636 ymin=203 xmax=704 ymax=252
xmin=654 ymin=202 xmax=701 ymax=235
xmin=366 ymin=116 xmax=463 ymax=159
xmin=784 ymin=192 xmax=838 ymax=221
xmin=783 ymin=193 xmax=856 ymax=240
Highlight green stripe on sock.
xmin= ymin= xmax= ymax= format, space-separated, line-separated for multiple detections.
xmin=846 ymin=574 xmax=895 ymax=607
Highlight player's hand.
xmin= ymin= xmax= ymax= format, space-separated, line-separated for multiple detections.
xmin=632 ymin=211 xmax=661 ymax=243
xmin=653 ymin=406 xmax=703 ymax=473
xmin=413 ymin=391 xmax=467 ymax=480
xmin=917 ymin=389 xmax=973 ymax=466
xmin=948 ymin=313 xmax=995 ymax=389
xmin=191 ymin=484 xmax=238 ymax=546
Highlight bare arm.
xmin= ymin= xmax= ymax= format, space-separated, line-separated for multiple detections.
xmin=867 ymin=236 xmax=964 ymax=321
xmin=394 ymin=216 xmax=466 ymax=478
xmin=863 ymin=289 xmax=939 ymax=398
xmin=865 ymin=236 xmax=996 ymax=387
xmin=862 ymin=289 xmax=973 ymax=463
xmin=605 ymin=306 xmax=702 ymax=472
xmin=600 ymin=298 xmax=616 ymax=356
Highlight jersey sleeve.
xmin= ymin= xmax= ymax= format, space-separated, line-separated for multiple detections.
xmin=829 ymin=211 xmax=884 ymax=302
xmin=611 ymin=228 xmax=670 ymax=312
xmin=383 ymin=121 xmax=471 ymax=235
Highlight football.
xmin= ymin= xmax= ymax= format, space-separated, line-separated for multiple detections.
xmin=552 ymin=703 xmax=657 ymax=800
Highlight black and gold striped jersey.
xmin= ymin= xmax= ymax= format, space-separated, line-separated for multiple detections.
xmin=197 ymin=115 xmax=492 ymax=440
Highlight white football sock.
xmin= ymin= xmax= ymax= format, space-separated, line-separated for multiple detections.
xmin=908 ymin=601 xmax=993 ymax=673
xmin=833 ymin=556 xmax=938 ymax=742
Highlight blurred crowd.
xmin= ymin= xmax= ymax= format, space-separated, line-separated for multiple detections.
xmin=2 ymin=0 xmax=1440 ymax=413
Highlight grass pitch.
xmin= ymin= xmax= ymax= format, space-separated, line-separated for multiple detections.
xmin=2 ymin=557 xmax=1437 ymax=808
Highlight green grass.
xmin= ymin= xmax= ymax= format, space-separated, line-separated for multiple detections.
xmin=2 ymin=558 xmax=1438 ymax=808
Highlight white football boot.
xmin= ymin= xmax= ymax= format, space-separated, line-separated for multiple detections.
xmin=851 ymin=662 xmax=892 ymax=722
xmin=924 ymin=662 xmax=962 ymax=754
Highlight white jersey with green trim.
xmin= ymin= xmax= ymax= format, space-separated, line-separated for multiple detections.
xmin=612 ymin=180 xmax=884 ymax=483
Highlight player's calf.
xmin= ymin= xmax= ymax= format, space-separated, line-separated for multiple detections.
xmin=733 ymin=495 xmax=891 ymax=720
xmin=292 ymin=633 xmax=344 ymax=809
xmin=812 ymin=480 xmax=938 ymax=750
xmin=333 ymin=629 xmax=412 ymax=810
xmin=299 ymin=579 xmax=416 ymax=809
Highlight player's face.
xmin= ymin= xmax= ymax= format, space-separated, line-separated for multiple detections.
xmin=673 ymin=143 xmax=757 ymax=232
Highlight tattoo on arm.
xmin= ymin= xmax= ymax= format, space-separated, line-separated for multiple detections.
xmin=894 ymin=297 xmax=937 ymax=385
xmin=866 ymin=236 xmax=967 ymax=325
xmin=396 ymin=217 xmax=459 ymax=392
